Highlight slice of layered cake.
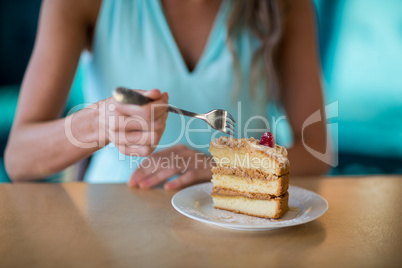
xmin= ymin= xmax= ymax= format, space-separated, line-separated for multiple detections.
xmin=209 ymin=132 xmax=289 ymax=219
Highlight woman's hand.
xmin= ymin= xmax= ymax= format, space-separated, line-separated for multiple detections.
xmin=128 ymin=144 xmax=213 ymax=190
xmin=100 ymin=89 xmax=169 ymax=157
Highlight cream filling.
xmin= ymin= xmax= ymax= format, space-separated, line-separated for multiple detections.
xmin=211 ymin=148 xmax=283 ymax=175
xmin=211 ymin=174 xmax=288 ymax=196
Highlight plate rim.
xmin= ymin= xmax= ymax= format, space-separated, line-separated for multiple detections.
xmin=171 ymin=182 xmax=328 ymax=230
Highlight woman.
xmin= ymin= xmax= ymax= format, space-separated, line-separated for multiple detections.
xmin=5 ymin=0 xmax=329 ymax=188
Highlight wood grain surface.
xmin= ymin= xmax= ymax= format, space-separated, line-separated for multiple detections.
xmin=0 ymin=176 xmax=401 ymax=268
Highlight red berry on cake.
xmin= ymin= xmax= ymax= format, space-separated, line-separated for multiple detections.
xmin=259 ymin=132 xmax=275 ymax=147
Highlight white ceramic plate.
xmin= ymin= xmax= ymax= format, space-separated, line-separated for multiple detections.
xmin=172 ymin=182 xmax=328 ymax=231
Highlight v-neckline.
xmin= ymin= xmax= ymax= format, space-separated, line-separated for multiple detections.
xmin=154 ymin=0 xmax=227 ymax=76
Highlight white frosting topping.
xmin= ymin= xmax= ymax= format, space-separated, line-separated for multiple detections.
xmin=248 ymin=138 xmax=288 ymax=157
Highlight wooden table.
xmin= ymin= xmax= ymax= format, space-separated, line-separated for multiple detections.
xmin=0 ymin=176 xmax=401 ymax=267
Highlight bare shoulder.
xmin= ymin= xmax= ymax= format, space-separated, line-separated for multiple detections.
xmin=280 ymin=0 xmax=315 ymax=30
xmin=41 ymin=0 xmax=100 ymax=20
xmin=40 ymin=0 xmax=101 ymax=47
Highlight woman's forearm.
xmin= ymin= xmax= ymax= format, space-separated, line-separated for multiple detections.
xmin=5 ymin=90 xmax=169 ymax=182
xmin=4 ymin=104 xmax=106 ymax=181
xmin=287 ymin=141 xmax=330 ymax=177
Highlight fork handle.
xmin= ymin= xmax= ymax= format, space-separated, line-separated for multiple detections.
xmin=113 ymin=87 xmax=204 ymax=119
xmin=167 ymin=106 xmax=203 ymax=119
xmin=113 ymin=87 xmax=151 ymax=105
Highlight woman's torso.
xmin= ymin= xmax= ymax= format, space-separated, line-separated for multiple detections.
xmin=80 ymin=0 xmax=272 ymax=183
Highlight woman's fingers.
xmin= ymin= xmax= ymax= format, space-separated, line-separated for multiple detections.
xmin=102 ymin=89 xmax=168 ymax=157
xmin=165 ymin=167 xmax=212 ymax=190
xmin=128 ymin=144 xmax=214 ymax=190
xmin=108 ymin=93 xmax=168 ymax=133
xmin=110 ymin=128 xmax=164 ymax=147
xmin=164 ymin=170 xmax=197 ymax=190
xmin=114 ymin=90 xmax=169 ymax=120
xmin=116 ymin=144 xmax=155 ymax=157
xmin=109 ymin=111 xmax=167 ymax=132
xmin=128 ymin=144 xmax=190 ymax=186
xmin=137 ymin=167 xmax=180 ymax=189
xmin=143 ymin=89 xmax=167 ymax=100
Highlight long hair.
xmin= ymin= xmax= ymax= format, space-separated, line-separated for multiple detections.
xmin=226 ymin=0 xmax=283 ymax=101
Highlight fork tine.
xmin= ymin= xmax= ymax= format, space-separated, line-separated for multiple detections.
xmin=226 ymin=119 xmax=235 ymax=129
xmin=224 ymin=123 xmax=234 ymax=135
xmin=226 ymin=112 xmax=236 ymax=123
xmin=225 ymin=129 xmax=234 ymax=136
xmin=225 ymin=123 xmax=234 ymax=132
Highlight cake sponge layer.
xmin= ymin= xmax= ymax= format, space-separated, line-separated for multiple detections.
xmin=211 ymin=174 xmax=289 ymax=196
xmin=211 ymin=194 xmax=289 ymax=219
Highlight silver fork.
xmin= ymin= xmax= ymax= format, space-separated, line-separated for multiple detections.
xmin=113 ymin=87 xmax=235 ymax=136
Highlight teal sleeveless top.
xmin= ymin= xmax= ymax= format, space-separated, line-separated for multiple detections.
xmin=80 ymin=0 xmax=285 ymax=183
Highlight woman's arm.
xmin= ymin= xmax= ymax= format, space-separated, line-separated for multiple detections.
xmin=277 ymin=0 xmax=331 ymax=176
xmin=5 ymin=0 xmax=168 ymax=181
xmin=5 ymin=0 xmax=96 ymax=181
